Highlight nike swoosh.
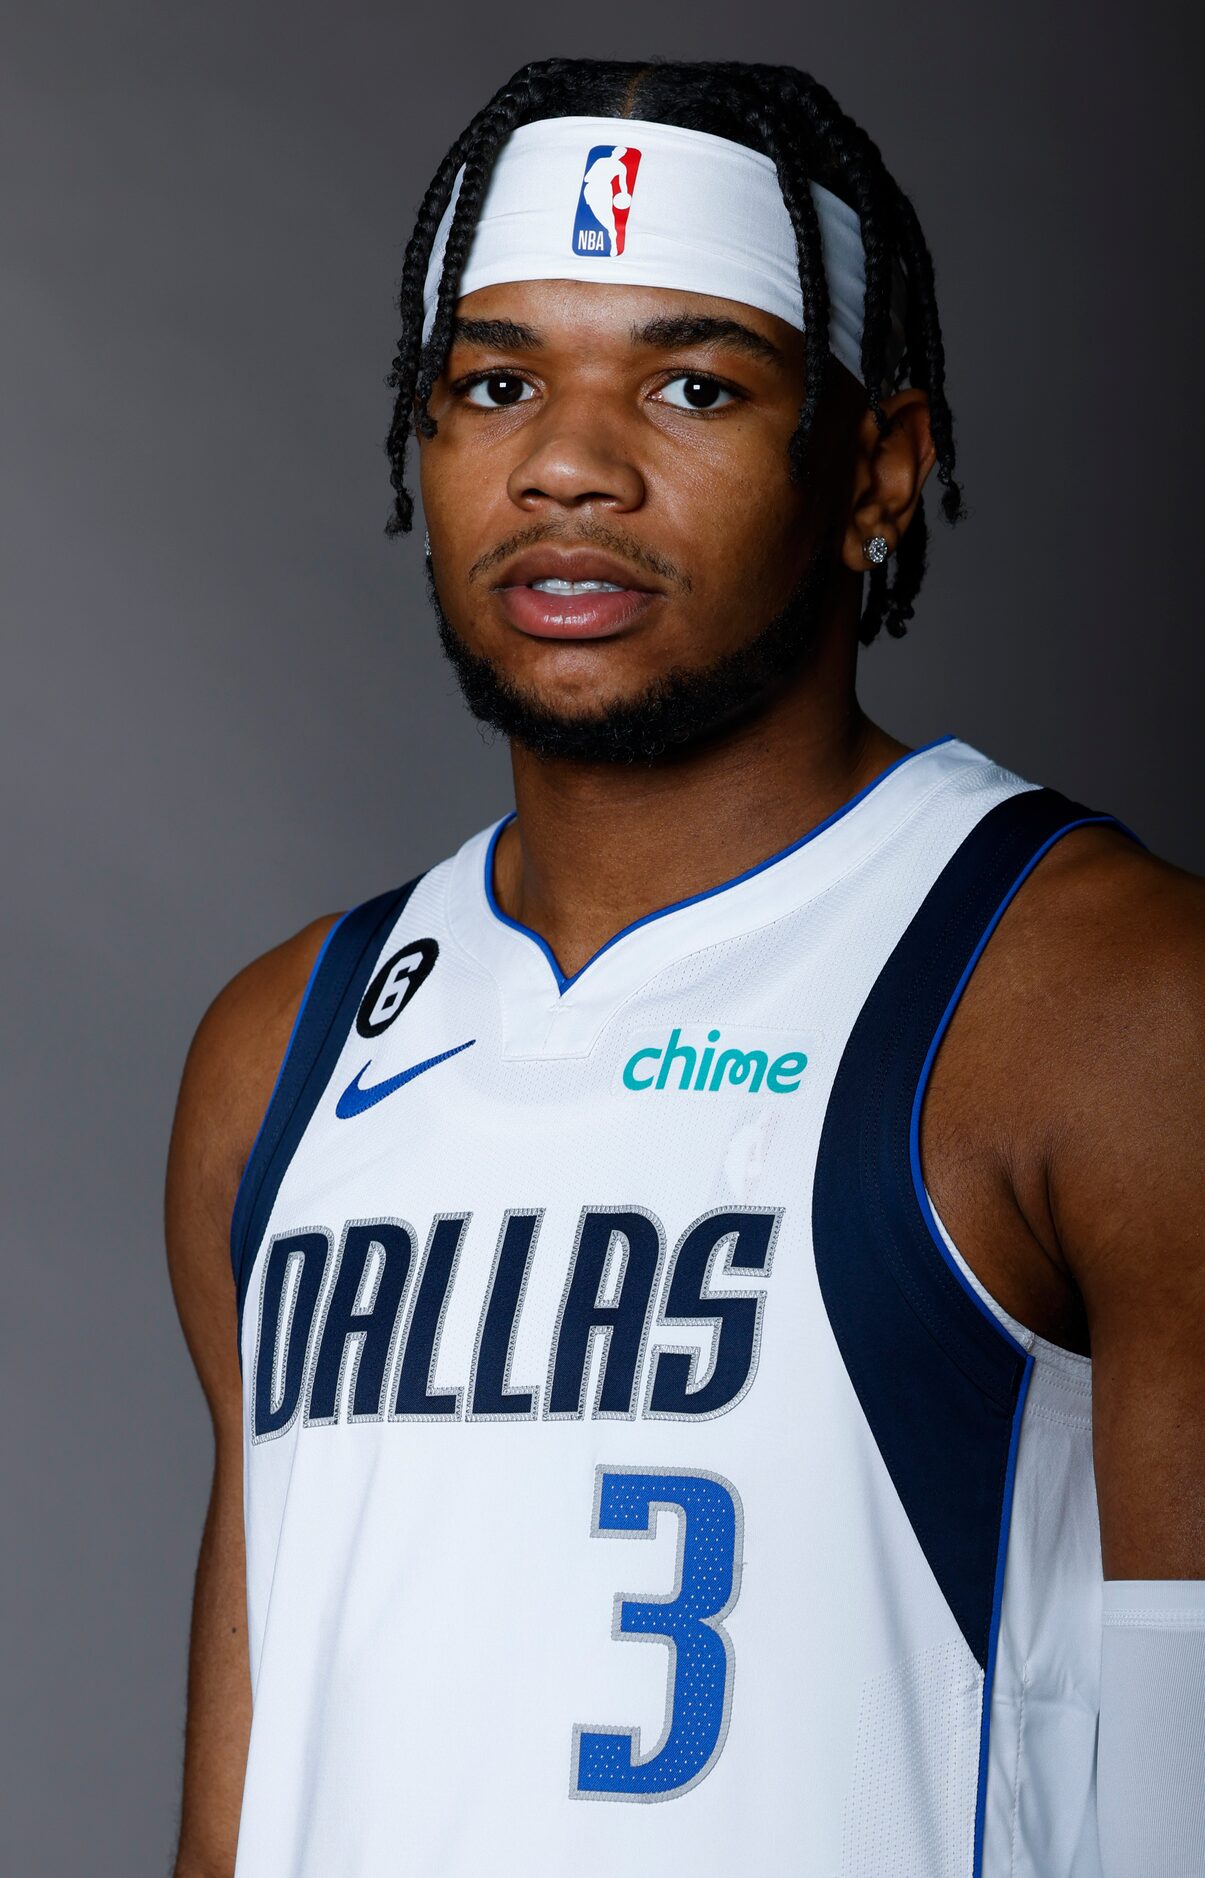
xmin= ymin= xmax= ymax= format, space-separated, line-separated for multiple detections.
xmin=335 ymin=1040 xmax=476 ymax=1119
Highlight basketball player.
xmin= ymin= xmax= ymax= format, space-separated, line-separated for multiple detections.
xmin=166 ymin=58 xmax=1204 ymax=1878
xmin=581 ymin=144 xmax=632 ymax=252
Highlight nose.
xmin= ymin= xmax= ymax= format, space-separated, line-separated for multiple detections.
xmin=505 ymin=395 xmax=646 ymax=517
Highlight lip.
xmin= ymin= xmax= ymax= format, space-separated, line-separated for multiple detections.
xmin=491 ymin=545 xmax=664 ymax=641
xmin=493 ymin=546 xmax=660 ymax=590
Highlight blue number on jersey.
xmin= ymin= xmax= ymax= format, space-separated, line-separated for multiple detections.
xmin=573 ymin=1467 xmax=742 ymax=1799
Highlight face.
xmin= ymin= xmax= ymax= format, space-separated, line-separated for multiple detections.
xmin=417 ymin=277 xmax=868 ymax=757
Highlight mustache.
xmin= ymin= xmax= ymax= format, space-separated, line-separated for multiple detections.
xmin=467 ymin=522 xmax=692 ymax=593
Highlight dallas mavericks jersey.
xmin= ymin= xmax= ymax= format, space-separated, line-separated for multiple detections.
xmin=230 ymin=737 xmax=1128 ymax=1877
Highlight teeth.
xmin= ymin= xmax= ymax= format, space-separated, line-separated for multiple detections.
xmin=529 ymin=578 xmax=624 ymax=593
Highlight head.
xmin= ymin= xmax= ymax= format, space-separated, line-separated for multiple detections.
xmin=385 ymin=59 xmax=960 ymax=765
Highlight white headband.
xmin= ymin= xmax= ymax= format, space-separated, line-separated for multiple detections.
xmin=420 ymin=115 xmax=909 ymax=392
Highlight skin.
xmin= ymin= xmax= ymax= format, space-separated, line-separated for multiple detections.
xmin=167 ymin=275 xmax=1204 ymax=1873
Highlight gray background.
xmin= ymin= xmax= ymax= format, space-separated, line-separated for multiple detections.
xmin=4 ymin=2 xmax=1201 ymax=1870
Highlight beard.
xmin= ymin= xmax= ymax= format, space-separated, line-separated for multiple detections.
xmin=425 ymin=527 xmax=839 ymax=766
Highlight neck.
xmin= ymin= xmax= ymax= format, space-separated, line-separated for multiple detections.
xmin=491 ymin=650 xmax=907 ymax=982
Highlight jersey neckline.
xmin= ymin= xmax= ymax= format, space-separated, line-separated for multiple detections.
xmin=481 ymin=734 xmax=956 ymax=997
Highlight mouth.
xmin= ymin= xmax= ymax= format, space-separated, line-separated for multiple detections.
xmin=490 ymin=547 xmax=664 ymax=641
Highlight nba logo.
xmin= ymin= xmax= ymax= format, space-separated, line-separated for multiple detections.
xmin=571 ymin=145 xmax=642 ymax=257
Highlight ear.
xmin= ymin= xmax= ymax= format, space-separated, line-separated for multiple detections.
xmin=839 ymin=389 xmax=938 ymax=573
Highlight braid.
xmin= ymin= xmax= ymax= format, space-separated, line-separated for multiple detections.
xmin=384 ymin=142 xmax=466 ymax=536
xmin=383 ymin=57 xmax=966 ymax=643
xmin=893 ymin=190 xmax=965 ymax=525
xmin=772 ymin=66 xmax=898 ymax=438
xmin=855 ymin=189 xmax=963 ymax=643
xmin=726 ymin=73 xmax=833 ymax=487
xmin=384 ymin=64 xmax=565 ymax=536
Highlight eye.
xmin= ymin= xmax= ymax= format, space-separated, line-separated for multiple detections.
xmin=654 ymin=373 xmax=740 ymax=412
xmin=461 ymin=372 xmax=536 ymax=409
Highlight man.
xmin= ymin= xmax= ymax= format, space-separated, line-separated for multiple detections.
xmin=167 ymin=57 xmax=1204 ymax=1878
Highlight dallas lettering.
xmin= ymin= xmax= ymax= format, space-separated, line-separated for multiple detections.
xmin=252 ymin=1206 xmax=780 ymax=1439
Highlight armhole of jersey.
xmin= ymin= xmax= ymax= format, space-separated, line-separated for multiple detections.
xmin=229 ymin=874 xmax=426 ymax=1359
xmin=813 ymin=787 xmax=1140 ymax=1683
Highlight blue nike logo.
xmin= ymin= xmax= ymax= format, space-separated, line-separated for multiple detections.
xmin=335 ymin=1040 xmax=476 ymax=1119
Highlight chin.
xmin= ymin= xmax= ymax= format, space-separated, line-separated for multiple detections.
xmin=428 ymin=552 xmax=830 ymax=766
xmin=507 ymin=665 xmax=650 ymax=721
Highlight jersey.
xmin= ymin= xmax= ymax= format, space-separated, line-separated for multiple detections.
xmin=229 ymin=736 xmax=1130 ymax=1878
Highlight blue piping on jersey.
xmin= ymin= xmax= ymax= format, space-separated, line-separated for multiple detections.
xmin=483 ymin=733 xmax=956 ymax=995
xmin=906 ymin=812 xmax=1133 ymax=1878
xmin=908 ymin=815 xmax=1122 ymax=1362
xmin=228 ymin=908 xmax=351 ymax=1272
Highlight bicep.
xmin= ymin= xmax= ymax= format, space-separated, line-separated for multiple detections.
xmin=1085 ymin=1242 xmax=1205 ymax=1578
xmin=165 ymin=912 xmax=342 ymax=1418
xmin=165 ymin=1002 xmax=256 ymax=1873
xmin=165 ymin=986 xmax=249 ymax=1440
xmin=164 ymin=915 xmax=339 ymax=1871
xmin=1049 ymin=872 xmax=1205 ymax=1577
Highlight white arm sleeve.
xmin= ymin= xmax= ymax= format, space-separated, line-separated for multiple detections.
xmin=1097 ymin=1579 xmax=1205 ymax=1878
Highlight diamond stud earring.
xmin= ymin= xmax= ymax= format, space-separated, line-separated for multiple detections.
xmin=862 ymin=534 xmax=890 ymax=566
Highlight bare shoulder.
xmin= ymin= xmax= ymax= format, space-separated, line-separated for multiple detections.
xmin=164 ymin=912 xmax=343 ymax=1417
xmin=978 ymin=824 xmax=1204 ymax=1102
xmin=993 ymin=819 xmax=1203 ymax=987
xmin=931 ymin=821 xmax=1204 ymax=1264
xmin=1010 ymin=822 xmax=1202 ymax=1219
xmin=938 ymin=820 xmax=1201 ymax=1050
xmin=967 ymin=816 xmax=1198 ymax=1055
xmin=992 ymin=834 xmax=1205 ymax=1577
xmin=168 ymin=912 xmax=346 ymax=1248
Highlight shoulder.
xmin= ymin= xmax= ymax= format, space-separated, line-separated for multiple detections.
xmin=983 ymin=819 xmax=1203 ymax=1045
xmin=1010 ymin=818 xmax=1202 ymax=1196
xmin=166 ymin=913 xmax=344 ymax=1288
xmin=996 ymin=826 xmax=1205 ymax=1575
xmin=948 ymin=814 xmax=1204 ymax=1099
xmin=940 ymin=814 xmax=1203 ymax=1249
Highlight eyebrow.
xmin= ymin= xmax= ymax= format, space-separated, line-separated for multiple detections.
xmin=630 ymin=314 xmax=785 ymax=366
xmin=448 ymin=312 xmax=785 ymax=367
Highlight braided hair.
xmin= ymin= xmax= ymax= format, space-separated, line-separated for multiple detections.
xmin=384 ymin=58 xmax=965 ymax=644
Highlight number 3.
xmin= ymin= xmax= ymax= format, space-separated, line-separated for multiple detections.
xmin=572 ymin=1466 xmax=743 ymax=1800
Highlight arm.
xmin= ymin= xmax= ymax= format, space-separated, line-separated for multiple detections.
xmin=1042 ymin=845 xmax=1205 ymax=1579
xmin=166 ymin=915 xmax=339 ymax=1878
xmin=924 ymin=824 xmax=1204 ymax=1567
xmin=868 ymin=813 xmax=1203 ymax=1872
xmin=1037 ymin=842 xmax=1205 ymax=1877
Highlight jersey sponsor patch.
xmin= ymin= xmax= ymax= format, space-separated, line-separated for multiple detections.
xmin=615 ymin=1025 xmax=811 ymax=1096
xmin=572 ymin=145 xmax=642 ymax=257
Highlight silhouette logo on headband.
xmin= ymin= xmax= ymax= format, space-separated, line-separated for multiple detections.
xmin=571 ymin=145 xmax=642 ymax=257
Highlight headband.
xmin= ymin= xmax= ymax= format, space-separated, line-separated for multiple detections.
xmin=420 ymin=115 xmax=909 ymax=392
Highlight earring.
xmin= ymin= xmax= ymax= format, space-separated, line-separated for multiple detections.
xmin=862 ymin=534 xmax=890 ymax=566
xmin=423 ymin=529 xmax=431 ymax=556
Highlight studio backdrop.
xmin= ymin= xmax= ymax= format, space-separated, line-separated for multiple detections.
xmin=3 ymin=2 xmax=1201 ymax=1871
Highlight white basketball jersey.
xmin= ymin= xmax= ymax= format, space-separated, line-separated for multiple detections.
xmin=230 ymin=737 xmax=1125 ymax=1877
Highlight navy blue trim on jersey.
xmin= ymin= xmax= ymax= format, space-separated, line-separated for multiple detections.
xmin=812 ymin=785 xmax=1138 ymax=1878
xmin=813 ymin=788 xmax=1125 ymax=1664
xmin=229 ymin=876 xmax=425 ymax=1359
xmin=484 ymin=734 xmax=956 ymax=995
